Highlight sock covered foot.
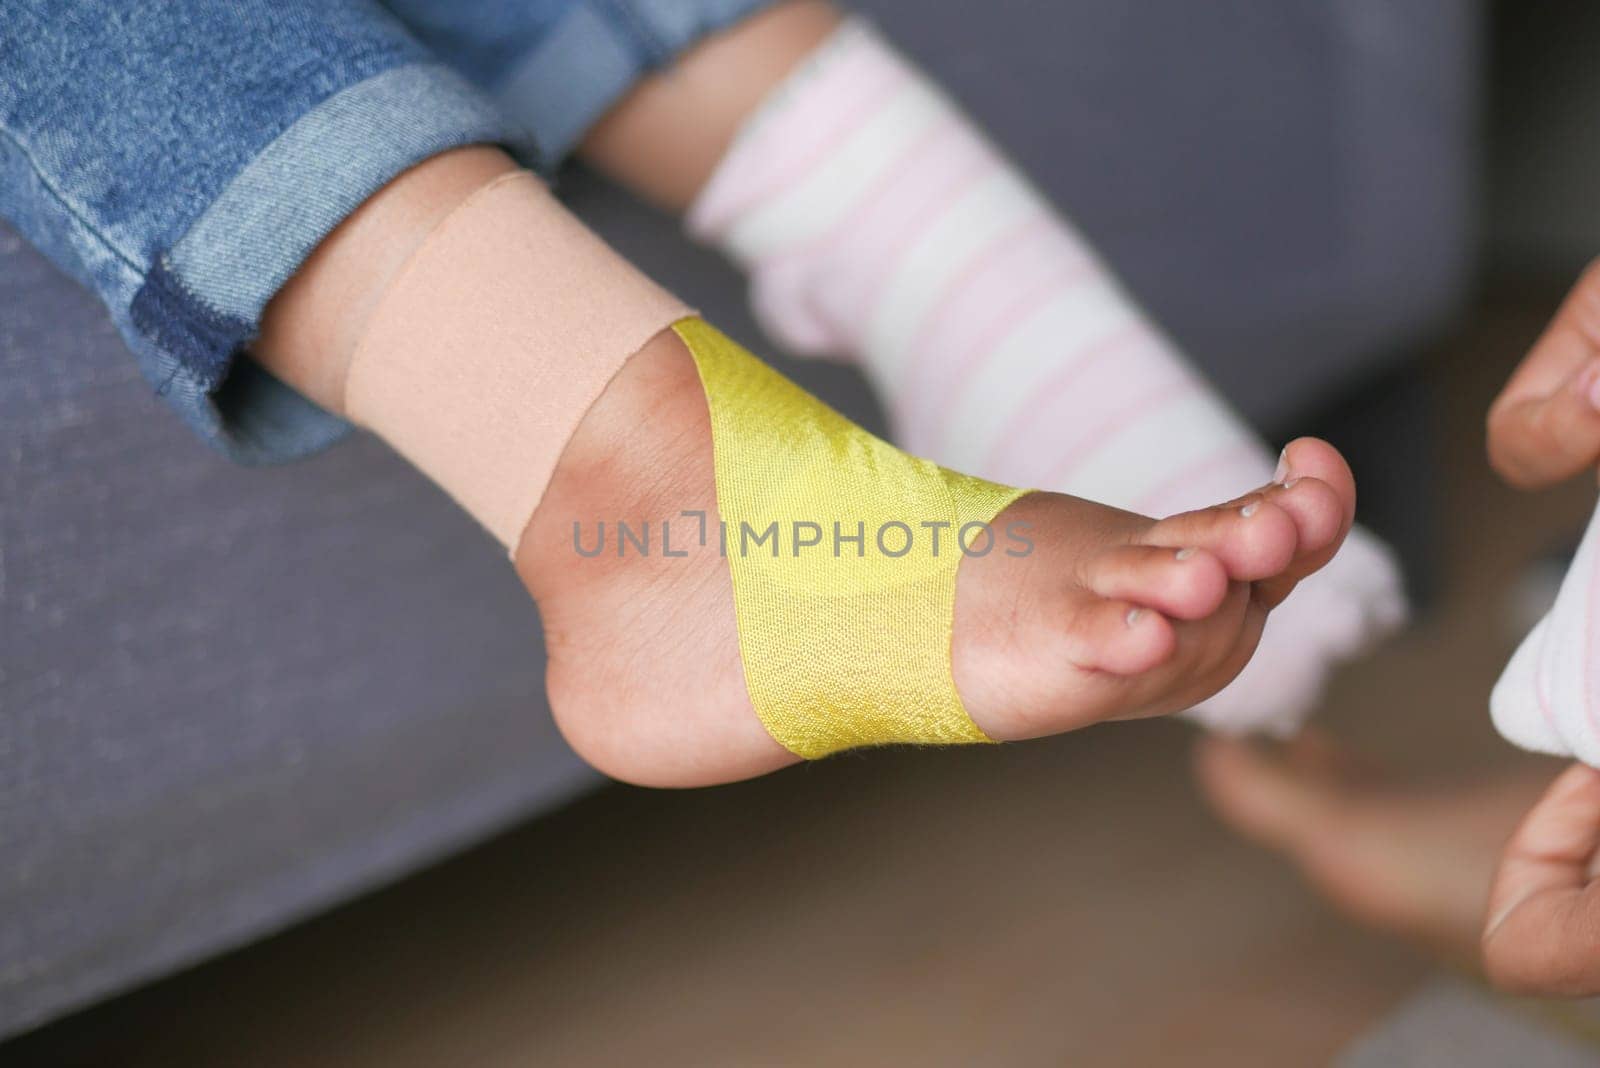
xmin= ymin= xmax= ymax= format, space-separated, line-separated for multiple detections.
xmin=686 ymin=18 xmax=1406 ymax=735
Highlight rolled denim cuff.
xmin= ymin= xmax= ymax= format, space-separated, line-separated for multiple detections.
xmin=127 ymin=63 xmax=525 ymax=464
xmin=496 ymin=0 xmax=777 ymax=164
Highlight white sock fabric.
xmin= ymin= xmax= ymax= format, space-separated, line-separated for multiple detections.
xmin=687 ymin=18 xmax=1407 ymax=734
xmin=1492 ymin=501 xmax=1600 ymax=765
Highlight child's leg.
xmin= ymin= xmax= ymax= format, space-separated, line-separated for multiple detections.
xmin=580 ymin=5 xmax=1406 ymax=736
xmin=255 ymin=145 xmax=1355 ymax=786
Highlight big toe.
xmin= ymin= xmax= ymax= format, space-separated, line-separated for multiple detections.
xmin=1274 ymin=437 xmax=1356 ymax=550
xmin=1249 ymin=438 xmax=1359 ymax=607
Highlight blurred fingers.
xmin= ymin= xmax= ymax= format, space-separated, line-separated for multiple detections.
xmin=1488 ymin=260 xmax=1600 ymax=489
xmin=1482 ymin=762 xmax=1600 ymax=995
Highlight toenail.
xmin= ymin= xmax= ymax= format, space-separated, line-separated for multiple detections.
xmin=1240 ymin=501 xmax=1259 ymax=517
xmin=1273 ymin=447 xmax=1290 ymax=484
xmin=1282 ymin=477 xmax=1302 ymax=490
xmin=1125 ymin=607 xmax=1146 ymax=627
xmin=1175 ymin=547 xmax=1197 ymax=560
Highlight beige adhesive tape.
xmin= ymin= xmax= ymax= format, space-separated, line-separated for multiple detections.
xmin=344 ymin=171 xmax=693 ymax=550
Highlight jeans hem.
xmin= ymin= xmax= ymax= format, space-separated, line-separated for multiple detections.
xmin=496 ymin=0 xmax=779 ymax=165
xmin=130 ymin=61 xmax=520 ymax=463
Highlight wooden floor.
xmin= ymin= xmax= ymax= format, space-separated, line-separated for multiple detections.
xmin=11 ymin=288 xmax=1596 ymax=1066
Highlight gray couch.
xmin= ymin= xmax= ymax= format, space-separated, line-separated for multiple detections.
xmin=0 ymin=0 xmax=1481 ymax=1039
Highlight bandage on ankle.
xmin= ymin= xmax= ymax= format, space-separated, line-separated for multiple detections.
xmin=1492 ymin=500 xmax=1600 ymax=766
xmin=675 ymin=317 xmax=1027 ymax=758
xmin=688 ymin=18 xmax=1407 ymax=735
xmin=344 ymin=171 xmax=693 ymax=550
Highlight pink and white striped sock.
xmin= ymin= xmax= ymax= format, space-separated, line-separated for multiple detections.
xmin=1491 ymin=501 xmax=1600 ymax=765
xmin=687 ymin=18 xmax=1406 ymax=734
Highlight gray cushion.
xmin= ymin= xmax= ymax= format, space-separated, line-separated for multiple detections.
xmin=0 ymin=223 xmax=593 ymax=1037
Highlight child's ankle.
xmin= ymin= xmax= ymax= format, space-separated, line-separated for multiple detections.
xmin=515 ymin=328 xmax=710 ymax=589
xmin=254 ymin=146 xmax=520 ymax=413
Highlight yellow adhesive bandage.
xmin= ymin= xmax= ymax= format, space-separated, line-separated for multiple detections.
xmin=673 ymin=318 xmax=1029 ymax=758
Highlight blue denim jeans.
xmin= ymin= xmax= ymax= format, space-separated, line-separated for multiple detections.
xmin=0 ymin=0 xmax=773 ymax=461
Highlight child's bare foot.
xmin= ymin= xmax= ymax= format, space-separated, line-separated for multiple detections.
xmin=518 ymin=327 xmax=1357 ymax=786
xmin=256 ymin=148 xmax=1356 ymax=790
xmin=1195 ymin=733 xmax=1559 ymax=967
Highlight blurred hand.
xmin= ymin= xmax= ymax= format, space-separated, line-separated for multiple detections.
xmin=1483 ymin=762 xmax=1600 ymax=995
xmin=1487 ymin=260 xmax=1600 ymax=489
